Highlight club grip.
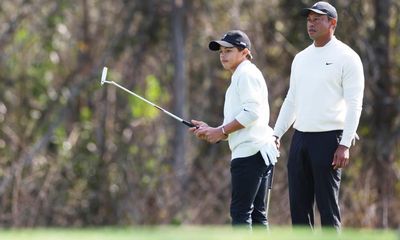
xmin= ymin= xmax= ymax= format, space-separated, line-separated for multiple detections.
xmin=267 ymin=166 xmax=275 ymax=190
xmin=182 ymin=120 xmax=196 ymax=128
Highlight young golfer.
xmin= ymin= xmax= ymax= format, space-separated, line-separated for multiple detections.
xmin=189 ymin=30 xmax=279 ymax=228
xmin=273 ymin=2 xmax=364 ymax=230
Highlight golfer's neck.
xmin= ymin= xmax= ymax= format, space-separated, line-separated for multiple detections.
xmin=314 ymin=34 xmax=333 ymax=47
xmin=229 ymin=59 xmax=246 ymax=73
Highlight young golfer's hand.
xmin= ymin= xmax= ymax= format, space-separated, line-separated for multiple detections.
xmin=189 ymin=120 xmax=208 ymax=140
xmin=332 ymin=145 xmax=350 ymax=169
xmin=189 ymin=123 xmax=225 ymax=144
xmin=199 ymin=127 xmax=226 ymax=144
xmin=190 ymin=120 xmax=208 ymax=128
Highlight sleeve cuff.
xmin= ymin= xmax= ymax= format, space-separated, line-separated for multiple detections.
xmin=273 ymin=130 xmax=283 ymax=139
xmin=235 ymin=110 xmax=258 ymax=127
xmin=339 ymin=138 xmax=351 ymax=148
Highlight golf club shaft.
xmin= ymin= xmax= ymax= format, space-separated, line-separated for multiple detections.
xmin=267 ymin=166 xmax=274 ymax=190
xmin=265 ymin=166 xmax=275 ymax=223
xmin=103 ymin=80 xmax=195 ymax=128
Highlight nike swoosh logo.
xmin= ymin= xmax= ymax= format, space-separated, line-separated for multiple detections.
xmin=326 ymin=62 xmax=333 ymax=65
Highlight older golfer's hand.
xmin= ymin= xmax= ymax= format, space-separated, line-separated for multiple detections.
xmin=332 ymin=145 xmax=350 ymax=169
xmin=273 ymin=135 xmax=280 ymax=149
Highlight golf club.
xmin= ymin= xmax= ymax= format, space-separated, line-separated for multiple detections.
xmin=100 ymin=67 xmax=196 ymax=128
xmin=265 ymin=165 xmax=275 ymax=228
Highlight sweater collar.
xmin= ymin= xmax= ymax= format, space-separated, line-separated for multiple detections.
xmin=313 ymin=36 xmax=337 ymax=49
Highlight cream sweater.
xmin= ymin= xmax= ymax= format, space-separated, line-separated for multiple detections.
xmin=273 ymin=37 xmax=364 ymax=147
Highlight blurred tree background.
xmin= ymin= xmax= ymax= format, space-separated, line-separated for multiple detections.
xmin=0 ymin=0 xmax=399 ymax=228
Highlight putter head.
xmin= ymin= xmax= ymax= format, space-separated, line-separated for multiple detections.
xmin=101 ymin=67 xmax=108 ymax=85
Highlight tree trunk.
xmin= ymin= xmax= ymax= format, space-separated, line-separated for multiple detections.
xmin=371 ymin=0 xmax=396 ymax=228
xmin=172 ymin=0 xmax=188 ymax=205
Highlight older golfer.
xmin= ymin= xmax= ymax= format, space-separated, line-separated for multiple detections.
xmin=273 ymin=1 xmax=364 ymax=230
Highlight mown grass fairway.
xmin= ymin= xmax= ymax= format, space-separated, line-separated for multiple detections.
xmin=0 ymin=226 xmax=397 ymax=240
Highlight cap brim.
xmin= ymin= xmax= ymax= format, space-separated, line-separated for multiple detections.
xmin=209 ymin=40 xmax=235 ymax=51
xmin=301 ymin=8 xmax=327 ymax=17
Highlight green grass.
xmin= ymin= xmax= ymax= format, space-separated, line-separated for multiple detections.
xmin=0 ymin=226 xmax=397 ymax=240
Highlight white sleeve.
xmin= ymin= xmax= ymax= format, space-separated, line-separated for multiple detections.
xmin=340 ymin=53 xmax=364 ymax=147
xmin=273 ymin=60 xmax=297 ymax=138
xmin=235 ymin=73 xmax=263 ymax=127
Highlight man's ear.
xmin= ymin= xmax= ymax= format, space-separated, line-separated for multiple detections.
xmin=330 ymin=18 xmax=337 ymax=30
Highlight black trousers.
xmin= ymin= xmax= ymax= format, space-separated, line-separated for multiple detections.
xmin=230 ymin=151 xmax=272 ymax=227
xmin=287 ymin=130 xmax=342 ymax=230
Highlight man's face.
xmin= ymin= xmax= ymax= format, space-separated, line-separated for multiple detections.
xmin=219 ymin=46 xmax=247 ymax=72
xmin=306 ymin=12 xmax=336 ymax=41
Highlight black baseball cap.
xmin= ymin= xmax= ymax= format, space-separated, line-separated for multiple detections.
xmin=301 ymin=1 xmax=337 ymax=19
xmin=209 ymin=30 xmax=252 ymax=51
xmin=209 ymin=30 xmax=253 ymax=59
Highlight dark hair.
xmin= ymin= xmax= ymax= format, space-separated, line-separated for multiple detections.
xmin=236 ymin=47 xmax=252 ymax=60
